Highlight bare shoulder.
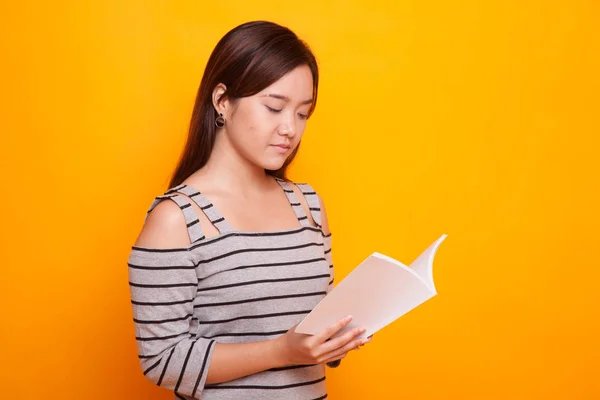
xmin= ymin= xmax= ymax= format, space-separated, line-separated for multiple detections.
xmin=133 ymin=198 xmax=191 ymax=249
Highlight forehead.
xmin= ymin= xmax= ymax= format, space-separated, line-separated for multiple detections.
xmin=258 ymin=65 xmax=313 ymax=101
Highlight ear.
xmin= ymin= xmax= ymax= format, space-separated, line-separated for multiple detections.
xmin=212 ymin=83 xmax=229 ymax=115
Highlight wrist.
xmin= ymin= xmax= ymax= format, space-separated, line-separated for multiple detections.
xmin=268 ymin=335 xmax=289 ymax=368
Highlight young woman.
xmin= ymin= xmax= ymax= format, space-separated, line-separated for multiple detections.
xmin=127 ymin=21 xmax=371 ymax=400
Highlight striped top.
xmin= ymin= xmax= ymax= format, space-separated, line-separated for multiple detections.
xmin=128 ymin=178 xmax=334 ymax=400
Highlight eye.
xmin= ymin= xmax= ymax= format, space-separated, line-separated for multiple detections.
xmin=265 ymin=105 xmax=282 ymax=113
xmin=298 ymin=113 xmax=309 ymax=120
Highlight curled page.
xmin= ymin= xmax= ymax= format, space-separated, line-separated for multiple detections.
xmin=295 ymin=234 xmax=447 ymax=339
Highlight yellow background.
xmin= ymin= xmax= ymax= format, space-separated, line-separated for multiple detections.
xmin=2 ymin=1 xmax=599 ymax=399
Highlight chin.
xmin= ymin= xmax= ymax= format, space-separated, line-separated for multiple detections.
xmin=261 ymin=158 xmax=287 ymax=171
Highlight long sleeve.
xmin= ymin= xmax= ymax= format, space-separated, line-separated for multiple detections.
xmin=128 ymin=247 xmax=216 ymax=399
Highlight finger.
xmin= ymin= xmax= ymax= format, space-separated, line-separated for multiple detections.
xmin=321 ymin=352 xmax=347 ymax=364
xmin=320 ymin=341 xmax=362 ymax=364
xmin=320 ymin=327 xmax=365 ymax=355
xmin=314 ymin=315 xmax=353 ymax=344
xmin=358 ymin=335 xmax=372 ymax=347
xmin=318 ymin=336 xmax=367 ymax=363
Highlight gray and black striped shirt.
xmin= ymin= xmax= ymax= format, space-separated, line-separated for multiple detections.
xmin=128 ymin=178 xmax=334 ymax=399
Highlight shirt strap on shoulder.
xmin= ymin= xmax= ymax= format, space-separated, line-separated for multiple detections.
xmin=293 ymin=183 xmax=322 ymax=229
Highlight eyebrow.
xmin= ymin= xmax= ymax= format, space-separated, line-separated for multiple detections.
xmin=262 ymin=93 xmax=313 ymax=105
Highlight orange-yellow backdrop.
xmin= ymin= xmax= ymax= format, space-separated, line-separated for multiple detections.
xmin=1 ymin=1 xmax=599 ymax=399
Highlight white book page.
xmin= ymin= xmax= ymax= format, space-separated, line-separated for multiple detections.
xmin=295 ymin=234 xmax=447 ymax=339
xmin=406 ymin=233 xmax=448 ymax=294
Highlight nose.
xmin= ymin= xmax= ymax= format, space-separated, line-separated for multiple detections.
xmin=278 ymin=120 xmax=296 ymax=138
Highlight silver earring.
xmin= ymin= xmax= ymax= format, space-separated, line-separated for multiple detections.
xmin=215 ymin=113 xmax=225 ymax=128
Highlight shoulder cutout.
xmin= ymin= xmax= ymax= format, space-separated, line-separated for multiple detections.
xmin=169 ymin=192 xmax=221 ymax=240
xmin=134 ymin=199 xmax=192 ymax=249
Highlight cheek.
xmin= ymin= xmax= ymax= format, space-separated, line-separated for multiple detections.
xmin=248 ymin=107 xmax=280 ymax=143
xmin=229 ymin=104 xmax=273 ymax=147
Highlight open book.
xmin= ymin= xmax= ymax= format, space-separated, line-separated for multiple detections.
xmin=295 ymin=234 xmax=448 ymax=339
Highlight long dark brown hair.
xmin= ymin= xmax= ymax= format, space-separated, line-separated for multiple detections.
xmin=168 ymin=21 xmax=319 ymax=188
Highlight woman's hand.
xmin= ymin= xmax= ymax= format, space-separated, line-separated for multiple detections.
xmin=275 ymin=315 xmax=371 ymax=366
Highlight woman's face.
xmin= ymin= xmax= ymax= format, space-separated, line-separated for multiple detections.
xmin=222 ymin=64 xmax=314 ymax=171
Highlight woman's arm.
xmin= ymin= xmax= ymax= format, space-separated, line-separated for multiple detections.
xmin=206 ymin=316 xmax=361 ymax=384
xmin=204 ymin=340 xmax=282 ymax=384
xmin=129 ymin=200 xmax=215 ymax=399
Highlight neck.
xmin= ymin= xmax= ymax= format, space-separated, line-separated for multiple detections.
xmin=191 ymin=130 xmax=274 ymax=194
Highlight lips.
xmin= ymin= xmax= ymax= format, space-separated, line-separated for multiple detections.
xmin=271 ymin=144 xmax=291 ymax=153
